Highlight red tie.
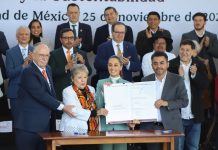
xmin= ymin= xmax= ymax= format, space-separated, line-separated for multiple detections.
xmin=42 ymin=69 xmax=48 ymax=80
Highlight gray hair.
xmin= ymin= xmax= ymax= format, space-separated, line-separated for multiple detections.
xmin=16 ymin=26 xmax=30 ymax=37
xmin=70 ymin=64 xmax=89 ymax=78
xmin=33 ymin=42 xmax=50 ymax=53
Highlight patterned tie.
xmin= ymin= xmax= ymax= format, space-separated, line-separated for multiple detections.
xmin=72 ymin=25 xmax=77 ymax=39
xmin=42 ymin=69 xmax=48 ymax=80
xmin=116 ymin=44 xmax=123 ymax=57
xmin=67 ymin=49 xmax=71 ymax=62
xmin=21 ymin=48 xmax=27 ymax=59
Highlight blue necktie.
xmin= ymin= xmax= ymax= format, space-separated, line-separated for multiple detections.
xmin=21 ymin=48 xmax=27 ymax=59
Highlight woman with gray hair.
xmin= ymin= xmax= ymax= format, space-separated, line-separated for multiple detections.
xmin=60 ymin=64 xmax=98 ymax=134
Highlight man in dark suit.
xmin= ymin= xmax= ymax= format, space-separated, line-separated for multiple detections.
xmin=49 ymin=28 xmax=92 ymax=101
xmin=0 ymin=31 xmax=9 ymax=96
xmin=6 ymin=26 xmax=33 ymax=118
xmin=54 ymin=3 xmax=92 ymax=52
xmin=14 ymin=43 xmax=74 ymax=150
xmin=136 ymin=11 xmax=173 ymax=59
xmin=168 ymin=40 xmax=208 ymax=150
xmin=93 ymin=7 xmax=133 ymax=54
xmin=141 ymin=51 xmax=188 ymax=150
xmin=94 ymin=22 xmax=140 ymax=82
xmin=181 ymin=12 xmax=218 ymax=78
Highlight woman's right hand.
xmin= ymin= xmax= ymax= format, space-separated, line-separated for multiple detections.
xmin=97 ymin=108 xmax=108 ymax=116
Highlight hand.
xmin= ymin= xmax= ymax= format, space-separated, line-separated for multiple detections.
xmin=154 ymin=99 xmax=168 ymax=109
xmin=145 ymin=28 xmax=152 ymax=38
xmin=204 ymin=36 xmax=210 ymax=48
xmin=178 ymin=65 xmax=184 ymax=77
xmin=77 ymin=53 xmax=85 ymax=64
xmin=203 ymin=59 xmax=209 ymax=67
xmin=190 ymin=64 xmax=197 ymax=75
xmin=128 ymin=119 xmax=140 ymax=130
xmin=63 ymin=105 xmax=75 ymax=117
xmin=65 ymin=61 xmax=75 ymax=71
xmin=97 ymin=108 xmax=108 ymax=116
xmin=22 ymin=57 xmax=31 ymax=67
xmin=73 ymin=38 xmax=82 ymax=47
xmin=122 ymin=56 xmax=131 ymax=66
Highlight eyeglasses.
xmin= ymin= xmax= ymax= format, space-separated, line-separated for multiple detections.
xmin=62 ymin=36 xmax=74 ymax=40
xmin=113 ymin=31 xmax=125 ymax=34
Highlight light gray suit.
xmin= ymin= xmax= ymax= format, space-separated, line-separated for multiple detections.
xmin=141 ymin=72 xmax=188 ymax=132
xmin=95 ymin=77 xmax=129 ymax=150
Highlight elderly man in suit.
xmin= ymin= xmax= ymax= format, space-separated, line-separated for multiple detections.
xmin=140 ymin=51 xmax=188 ymax=150
xmin=94 ymin=22 xmax=141 ymax=82
xmin=169 ymin=40 xmax=208 ymax=150
xmin=54 ymin=3 xmax=92 ymax=52
xmin=136 ymin=11 xmax=173 ymax=59
xmin=6 ymin=26 xmax=33 ymax=118
xmin=14 ymin=43 xmax=74 ymax=150
xmin=93 ymin=7 xmax=133 ymax=54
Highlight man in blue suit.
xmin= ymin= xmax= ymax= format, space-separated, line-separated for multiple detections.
xmin=54 ymin=3 xmax=92 ymax=52
xmin=94 ymin=22 xmax=141 ymax=82
xmin=14 ymin=43 xmax=74 ymax=150
xmin=6 ymin=26 xmax=33 ymax=118
xmin=93 ymin=7 xmax=133 ymax=54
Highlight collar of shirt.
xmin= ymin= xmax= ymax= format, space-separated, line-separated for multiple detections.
xmin=155 ymin=71 xmax=167 ymax=83
xmin=195 ymin=29 xmax=205 ymax=38
xmin=112 ymin=40 xmax=124 ymax=54
xmin=63 ymin=46 xmax=74 ymax=59
xmin=108 ymin=24 xmax=112 ymax=38
xmin=110 ymin=76 xmax=121 ymax=84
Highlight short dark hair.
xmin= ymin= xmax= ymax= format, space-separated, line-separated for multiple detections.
xmin=104 ymin=7 xmax=117 ymax=15
xmin=67 ymin=3 xmax=80 ymax=11
xmin=151 ymin=51 xmax=168 ymax=61
xmin=60 ymin=28 xmax=74 ymax=37
xmin=112 ymin=22 xmax=126 ymax=32
xmin=147 ymin=11 xmax=160 ymax=20
xmin=192 ymin=12 xmax=206 ymax=21
xmin=28 ymin=19 xmax=43 ymax=37
xmin=180 ymin=39 xmax=195 ymax=49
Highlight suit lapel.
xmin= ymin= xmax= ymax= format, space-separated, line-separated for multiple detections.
xmin=59 ymin=48 xmax=68 ymax=65
xmin=161 ymin=73 xmax=171 ymax=99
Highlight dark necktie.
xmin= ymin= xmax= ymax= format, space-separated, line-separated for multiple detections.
xmin=72 ymin=25 xmax=77 ymax=39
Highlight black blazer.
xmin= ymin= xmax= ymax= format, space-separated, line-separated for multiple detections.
xmin=0 ymin=31 xmax=9 ymax=79
xmin=54 ymin=22 xmax=92 ymax=52
xmin=48 ymin=47 xmax=92 ymax=101
xmin=93 ymin=24 xmax=133 ymax=54
xmin=168 ymin=57 xmax=209 ymax=122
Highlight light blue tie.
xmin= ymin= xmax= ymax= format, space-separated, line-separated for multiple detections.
xmin=21 ymin=48 xmax=27 ymax=59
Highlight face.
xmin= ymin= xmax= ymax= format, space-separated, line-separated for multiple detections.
xmin=72 ymin=71 xmax=88 ymax=89
xmin=147 ymin=15 xmax=160 ymax=30
xmin=67 ymin=6 xmax=80 ymax=23
xmin=112 ymin=24 xmax=125 ymax=43
xmin=179 ymin=44 xmax=193 ymax=64
xmin=30 ymin=21 xmax=42 ymax=37
xmin=104 ymin=8 xmax=118 ymax=25
xmin=153 ymin=38 xmax=167 ymax=52
xmin=16 ymin=28 xmax=30 ymax=45
xmin=33 ymin=45 xmax=50 ymax=69
xmin=193 ymin=16 xmax=206 ymax=31
xmin=152 ymin=56 xmax=169 ymax=77
xmin=60 ymin=31 xmax=75 ymax=49
xmin=108 ymin=58 xmax=123 ymax=77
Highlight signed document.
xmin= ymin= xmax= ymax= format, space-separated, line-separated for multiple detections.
xmin=104 ymin=81 xmax=157 ymax=124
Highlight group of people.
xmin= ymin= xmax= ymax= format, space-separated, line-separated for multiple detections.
xmin=0 ymin=2 xmax=218 ymax=150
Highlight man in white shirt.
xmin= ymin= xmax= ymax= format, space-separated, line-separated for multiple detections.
xmin=141 ymin=32 xmax=175 ymax=77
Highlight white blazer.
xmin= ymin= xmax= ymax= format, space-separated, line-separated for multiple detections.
xmin=59 ymin=85 xmax=95 ymax=134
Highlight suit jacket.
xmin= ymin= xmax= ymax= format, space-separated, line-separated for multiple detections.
xmin=94 ymin=41 xmax=141 ymax=82
xmin=48 ymin=47 xmax=92 ymax=101
xmin=136 ymin=28 xmax=173 ymax=59
xmin=93 ymin=24 xmax=133 ymax=54
xmin=6 ymin=45 xmax=33 ymax=98
xmin=141 ymin=72 xmax=189 ymax=132
xmin=95 ymin=77 xmax=129 ymax=131
xmin=14 ymin=62 xmax=60 ymax=133
xmin=0 ymin=31 xmax=9 ymax=79
xmin=169 ymin=57 xmax=209 ymax=122
xmin=181 ymin=30 xmax=218 ymax=76
xmin=54 ymin=22 xmax=92 ymax=52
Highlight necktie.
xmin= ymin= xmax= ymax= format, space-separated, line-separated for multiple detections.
xmin=67 ymin=49 xmax=71 ymax=62
xmin=116 ymin=44 xmax=123 ymax=57
xmin=21 ymin=48 xmax=27 ymax=59
xmin=42 ymin=69 xmax=48 ymax=80
xmin=72 ymin=25 xmax=77 ymax=39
